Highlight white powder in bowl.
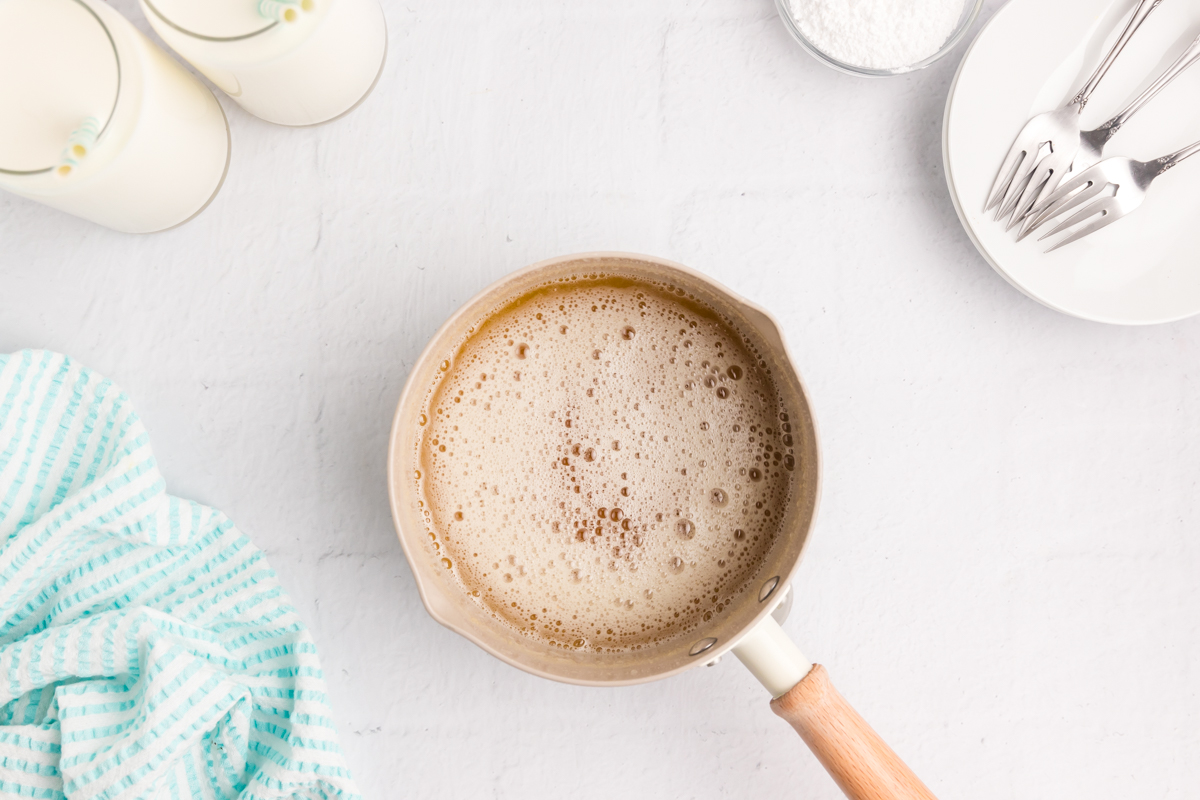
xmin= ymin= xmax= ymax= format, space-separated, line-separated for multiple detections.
xmin=787 ymin=0 xmax=964 ymax=71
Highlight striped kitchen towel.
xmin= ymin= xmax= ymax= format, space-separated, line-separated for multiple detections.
xmin=0 ymin=351 xmax=362 ymax=800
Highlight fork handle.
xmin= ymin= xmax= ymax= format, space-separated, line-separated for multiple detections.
xmin=1155 ymin=139 xmax=1200 ymax=175
xmin=1096 ymin=32 xmax=1200 ymax=143
xmin=1073 ymin=0 xmax=1163 ymax=110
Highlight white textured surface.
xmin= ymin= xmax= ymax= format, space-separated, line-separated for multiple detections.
xmin=2 ymin=1 xmax=1199 ymax=798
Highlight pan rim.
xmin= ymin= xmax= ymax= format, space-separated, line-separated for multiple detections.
xmin=386 ymin=251 xmax=823 ymax=686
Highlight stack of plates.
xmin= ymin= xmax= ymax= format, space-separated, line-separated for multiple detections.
xmin=943 ymin=0 xmax=1200 ymax=324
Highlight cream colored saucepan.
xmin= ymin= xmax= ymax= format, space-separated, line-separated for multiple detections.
xmin=387 ymin=253 xmax=937 ymax=800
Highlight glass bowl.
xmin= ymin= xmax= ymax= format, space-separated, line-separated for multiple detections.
xmin=774 ymin=0 xmax=983 ymax=77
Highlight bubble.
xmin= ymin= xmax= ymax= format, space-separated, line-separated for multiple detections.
xmin=584 ymin=448 xmax=595 ymax=462
xmin=414 ymin=469 xmax=422 ymax=480
xmin=598 ymin=508 xmax=608 ymax=519
xmin=748 ymin=468 xmax=762 ymax=481
xmin=784 ymin=455 xmax=795 ymax=471
xmin=622 ymin=326 xmax=636 ymax=340
xmin=734 ymin=529 xmax=746 ymax=540
xmin=710 ymin=488 xmax=728 ymax=507
xmin=670 ymin=557 xmax=685 ymax=572
xmin=699 ymin=421 xmax=709 ymax=431
xmin=592 ymin=350 xmax=601 ymax=360
xmin=504 ymin=573 xmax=513 ymax=582
xmin=454 ymin=511 xmax=464 ymax=521
xmin=441 ymin=558 xmax=453 ymax=569
xmin=677 ymin=519 xmax=695 ymax=539
xmin=610 ymin=508 xmax=623 ymax=521
xmin=516 ymin=343 xmax=529 ymax=359
xmin=419 ymin=414 xmax=427 ymax=426
xmin=704 ymin=376 xmax=716 ymax=389
xmin=727 ymin=365 xmax=743 ymax=380
xmin=716 ymin=387 xmax=729 ymax=399
xmin=439 ymin=360 xmax=450 ymax=372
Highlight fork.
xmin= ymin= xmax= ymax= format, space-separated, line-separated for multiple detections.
xmin=1029 ymin=138 xmax=1200 ymax=251
xmin=985 ymin=0 xmax=1163 ymax=223
xmin=1019 ymin=30 xmax=1200 ymax=239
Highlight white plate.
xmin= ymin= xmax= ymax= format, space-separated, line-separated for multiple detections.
xmin=944 ymin=0 xmax=1200 ymax=324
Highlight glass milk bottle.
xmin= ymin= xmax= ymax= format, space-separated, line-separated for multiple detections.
xmin=139 ymin=0 xmax=387 ymax=126
xmin=0 ymin=0 xmax=230 ymax=234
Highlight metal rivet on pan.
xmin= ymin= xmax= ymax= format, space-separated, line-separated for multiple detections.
xmin=689 ymin=637 xmax=718 ymax=657
xmin=758 ymin=576 xmax=780 ymax=603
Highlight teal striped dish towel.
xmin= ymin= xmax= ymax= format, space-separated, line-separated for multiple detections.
xmin=0 ymin=351 xmax=362 ymax=800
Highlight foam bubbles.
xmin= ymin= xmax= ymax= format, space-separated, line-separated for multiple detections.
xmin=415 ymin=276 xmax=796 ymax=653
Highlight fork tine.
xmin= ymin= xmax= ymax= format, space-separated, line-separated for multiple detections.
xmin=997 ymin=146 xmax=1046 ymax=221
xmin=1006 ymin=169 xmax=1053 ymax=232
xmin=995 ymin=144 xmax=1043 ymax=218
xmin=1028 ymin=167 xmax=1099 ymax=220
xmin=1009 ymin=146 xmax=1072 ymax=226
xmin=1006 ymin=163 xmax=1051 ymax=223
xmin=1042 ymin=210 xmax=1121 ymax=252
xmin=1037 ymin=198 xmax=1109 ymax=240
xmin=994 ymin=150 xmax=1039 ymax=223
xmin=987 ymin=141 xmax=1029 ymax=211
xmin=1018 ymin=180 xmax=1103 ymax=240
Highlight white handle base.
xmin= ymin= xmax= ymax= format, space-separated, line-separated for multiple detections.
xmin=731 ymin=614 xmax=813 ymax=698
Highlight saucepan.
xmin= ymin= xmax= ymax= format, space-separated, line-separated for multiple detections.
xmin=387 ymin=253 xmax=938 ymax=800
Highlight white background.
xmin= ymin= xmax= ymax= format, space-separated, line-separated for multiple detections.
xmin=3 ymin=1 xmax=1200 ymax=798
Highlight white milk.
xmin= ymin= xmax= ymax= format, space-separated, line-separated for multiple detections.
xmin=140 ymin=0 xmax=386 ymax=126
xmin=0 ymin=0 xmax=230 ymax=234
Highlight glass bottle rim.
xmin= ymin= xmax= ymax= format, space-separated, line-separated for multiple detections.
xmin=141 ymin=0 xmax=279 ymax=42
xmin=0 ymin=0 xmax=121 ymax=176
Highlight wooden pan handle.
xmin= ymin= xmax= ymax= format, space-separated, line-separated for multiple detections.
xmin=771 ymin=665 xmax=937 ymax=800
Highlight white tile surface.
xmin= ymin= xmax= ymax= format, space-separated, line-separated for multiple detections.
xmin=3 ymin=1 xmax=1200 ymax=798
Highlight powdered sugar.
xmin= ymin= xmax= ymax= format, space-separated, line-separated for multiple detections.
xmin=787 ymin=0 xmax=964 ymax=71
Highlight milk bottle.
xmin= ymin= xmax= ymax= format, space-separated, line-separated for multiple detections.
xmin=140 ymin=0 xmax=387 ymax=126
xmin=0 ymin=0 xmax=230 ymax=233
